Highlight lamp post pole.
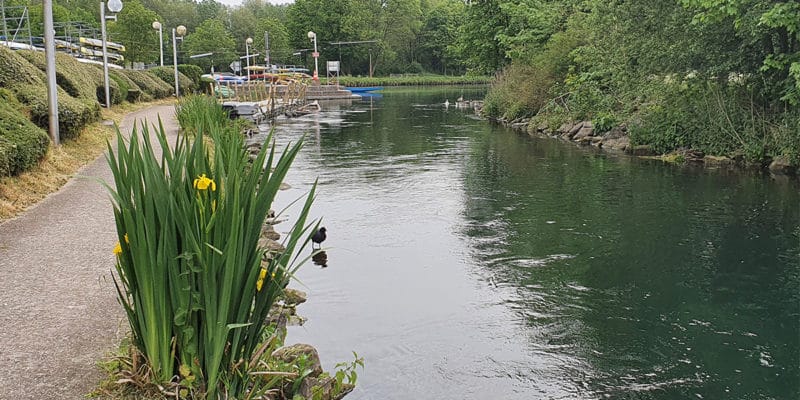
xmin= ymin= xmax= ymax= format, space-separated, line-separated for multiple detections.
xmin=172 ymin=25 xmax=186 ymax=97
xmin=245 ymin=37 xmax=253 ymax=78
xmin=43 ymin=0 xmax=59 ymax=144
xmin=100 ymin=2 xmax=110 ymax=108
xmin=101 ymin=0 xmax=122 ymax=108
xmin=307 ymin=31 xmax=319 ymax=82
xmin=152 ymin=21 xmax=163 ymax=66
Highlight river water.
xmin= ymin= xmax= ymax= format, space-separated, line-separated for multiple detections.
xmin=257 ymin=87 xmax=800 ymax=399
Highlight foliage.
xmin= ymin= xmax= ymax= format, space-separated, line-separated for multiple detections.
xmin=454 ymin=0 xmax=510 ymax=74
xmin=15 ymin=50 xmax=113 ymax=106
xmin=122 ymin=70 xmax=173 ymax=99
xmin=108 ymin=0 xmax=162 ymax=64
xmin=110 ymin=70 xmax=143 ymax=102
xmin=106 ymin=95 xmax=317 ymax=398
xmin=182 ymin=19 xmax=237 ymax=74
xmin=12 ymin=84 xmax=96 ymax=140
xmin=0 ymin=95 xmax=49 ymax=177
xmin=471 ymin=0 xmax=798 ymax=165
xmin=148 ymin=66 xmax=194 ymax=93
xmin=177 ymin=64 xmax=204 ymax=87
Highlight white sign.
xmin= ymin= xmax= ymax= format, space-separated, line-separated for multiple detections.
xmin=230 ymin=61 xmax=241 ymax=72
xmin=327 ymin=61 xmax=339 ymax=72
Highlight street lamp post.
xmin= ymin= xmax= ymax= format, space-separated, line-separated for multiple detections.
xmin=172 ymin=25 xmax=186 ymax=97
xmin=245 ymin=37 xmax=253 ymax=78
xmin=101 ymin=0 xmax=123 ymax=108
xmin=307 ymin=31 xmax=319 ymax=82
xmin=152 ymin=21 xmax=163 ymax=66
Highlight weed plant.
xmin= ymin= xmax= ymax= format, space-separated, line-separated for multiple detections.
xmin=105 ymin=96 xmax=317 ymax=398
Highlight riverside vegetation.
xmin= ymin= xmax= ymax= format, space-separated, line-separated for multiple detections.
xmin=100 ymin=95 xmax=361 ymax=399
xmin=473 ymin=1 xmax=799 ymax=174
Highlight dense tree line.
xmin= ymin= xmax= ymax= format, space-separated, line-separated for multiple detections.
xmin=13 ymin=0 xmax=470 ymax=76
xmin=469 ymin=0 xmax=798 ymax=163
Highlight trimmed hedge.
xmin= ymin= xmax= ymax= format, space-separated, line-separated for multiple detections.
xmin=0 ymin=47 xmax=99 ymax=140
xmin=0 ymin=46 xmax=42 ymax=87
xmin=0 ymin=93 xmax=49 ymax=176
xmin=121 ymin=69 xmax=172 ymax=99
xmin=13 ymin=84 xmax=96 ymax=140
xmin=177 ymin=64 xmax=203 ymax=87
xmin=15 ymin=50 xmax=119 ymax=108
xmin=149 ymin=66 xmax=194 ymax=93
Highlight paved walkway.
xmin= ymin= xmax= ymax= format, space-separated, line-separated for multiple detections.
xmin=0 ymin=105 xmax=178 ymax=399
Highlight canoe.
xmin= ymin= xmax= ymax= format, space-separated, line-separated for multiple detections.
xmin=80 ymin=46 xmax=124 ymax=62
xmin=79 ymin=37 xmax=126 ymax=52
xmin=346 ymin=86 xmax=383 ymax=93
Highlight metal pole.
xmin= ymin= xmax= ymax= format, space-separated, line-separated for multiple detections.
xmin=158 ymin=25 xmax=163 ymax=66
xmin=101 ymin=2 xmax=111 ymax=108
xmin=43 ymin=0 xmax=59 ymax=145
xmin=265 ymin=31 xmax=270 ymax=67
xmin=172 ymin=28 xmax=179 ymax=97
xmin=312 ymin=35 xmax=318 ymax=81
xmin=245 ymin=41 xmax=250 ymax=74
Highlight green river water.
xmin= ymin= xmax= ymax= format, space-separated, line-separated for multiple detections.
xmin=259 ymin=86 xmax=800 ymax=399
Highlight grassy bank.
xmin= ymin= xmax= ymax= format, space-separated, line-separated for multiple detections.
xmin=0 ymin=100 xmax=173 ymax=222
xmin=329 ymin=74 xmax=491 ymax=87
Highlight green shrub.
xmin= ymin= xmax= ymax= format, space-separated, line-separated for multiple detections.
xmin=483 ymin=63 xmax=554 ymax=119
xmin=13 ymin=84 xmax=95 ymax=140
xmin=0 ymin=97 xmax=49 ymax=176
xmin=110 ymin=70 xmax=143 ymax=102
xmin=121 ymin=70 xmax=172 ymax=99
xmin=149 ymin=66 xmax=194 ymax=93
xmin=107 ymin=96 xmax=317 ymax=397
xmin=177 ymin=64 xmax=203 ymax=87
xmin=0 ymin=46 xmax=43 ymax=87
xmin=15 ymin=50 xmax=122 ymax=106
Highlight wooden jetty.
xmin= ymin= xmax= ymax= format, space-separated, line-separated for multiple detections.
xmin=210 ymin=79 xmax=356 ymax=123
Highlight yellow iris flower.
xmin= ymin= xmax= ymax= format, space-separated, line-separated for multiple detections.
xmin=193 ymin=174 xmax=217 ymax=191
xmin=256 ymin=268 xmax=267 ymax=291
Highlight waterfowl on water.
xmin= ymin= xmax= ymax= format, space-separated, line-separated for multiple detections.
xmin=312 ymin=227 xmax=327 ymax=249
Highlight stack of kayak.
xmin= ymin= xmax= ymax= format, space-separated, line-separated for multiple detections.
xmin=78 ymin=37 xmax=125 ymax=63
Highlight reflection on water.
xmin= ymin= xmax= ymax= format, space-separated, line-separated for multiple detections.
xmin=254 ymin=87 xmax=800 ymax=400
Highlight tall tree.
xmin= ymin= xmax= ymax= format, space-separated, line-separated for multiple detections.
xmin=454 ymin=0 xmax=510 ymax=74
xmin=108 ymin=0 xmax=162 ymax=63
xmin=182 ymin=18 xmax=236 ymax=72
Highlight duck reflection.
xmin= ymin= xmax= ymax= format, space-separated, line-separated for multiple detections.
xmin=312 ymin=250 xmax=328 ymax=268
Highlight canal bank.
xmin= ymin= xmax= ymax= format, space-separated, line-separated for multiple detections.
xmin=493 ymin=116 xmax=800 ymax=180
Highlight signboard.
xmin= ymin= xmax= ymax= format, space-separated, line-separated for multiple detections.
xmin=229 ymin=61 xmax=241 ymax=72
xmin=312 ymin=51 xmax=320 ymax=58
xmin=327 ymin=61 xmax=340 ymax=72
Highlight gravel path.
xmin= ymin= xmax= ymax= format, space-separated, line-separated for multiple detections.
xmin=0 ymin=104 xmax=178 ymax=400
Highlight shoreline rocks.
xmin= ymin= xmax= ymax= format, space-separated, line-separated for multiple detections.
xmin=492 ymin=117 xmax=799 ymax=178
